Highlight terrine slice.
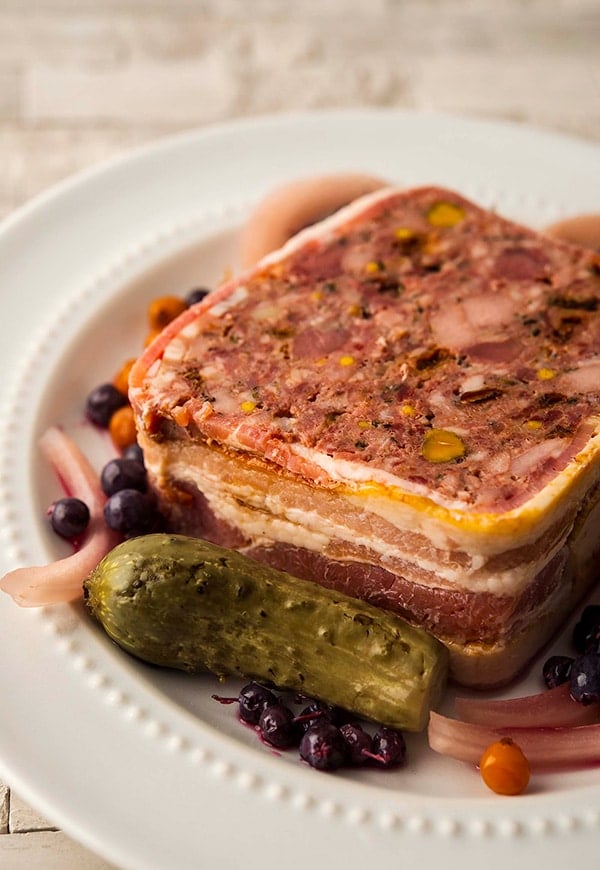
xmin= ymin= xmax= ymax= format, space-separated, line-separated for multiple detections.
xmin=129 ymin=185 xmax=600 ymax=688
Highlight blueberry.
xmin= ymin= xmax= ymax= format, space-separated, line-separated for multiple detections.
xmin=325 ymin=704 xmax=354 ymax=727
xmin=339 ymin=723 xmax=372 ymax=765
xmin=238 ymin=682 xmax=278 ymax=725
xmin=122 ymin=443 xmax=145 ymax=466
xmin=569 ymin=653 xmax=600 ymax=705
xmin=370 ymin=726 xmax=407 ymax=767
xmin=49 ymin=497 xmax=90 ymax=539
xmin=542 ymin=655 xmax=574 ymax=689
xmin=100 ymin=457 xmax=147 ymax=496
xmin=103 ymin=489 xmax=157 ymax=537
xmin=580 ymin=604 xmax=600 ymax=625
xmin=572 ymin=605 xmax=600 ymax=654
xmin=184 ymin=287 xmax=211 ymax=307
xmin=297 ymin=698 xmax=352 ymax=729
xmin=296 ymin=700 xmax=335 ymax=732
xmin=299 ymin=723 xmax=348 ymax=771
xmin=258 ymin=704 xmax=301 ymax=749
xmin=85 ymin=383 xmax=128 ymax=427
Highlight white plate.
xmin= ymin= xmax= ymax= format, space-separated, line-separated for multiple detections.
xmin=0 ymin=110 xmax=599 ymax=870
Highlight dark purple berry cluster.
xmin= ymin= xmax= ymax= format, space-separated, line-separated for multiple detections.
xmin=100 ymin=451 xmax=163 ymax=539
xmin=47 ymin=445 xmax=164 ymax=543
xmin=48 ymin=287 xmax=214 ymax=544
xmin=83 ymin=375 xmax=161 ymax=539
xmin=213 ymin=682 xmax=407 ymax=773
xmin=542 ymin=603 xmax=600 ymax=705
xmin=84 ymin=383 xmax=128 ymax=428
xmin=48 ymin=497 xmax=90 ymax=540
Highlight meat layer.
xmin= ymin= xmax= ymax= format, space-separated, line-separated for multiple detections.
xmin=130 ymin=186 xmax=600 ymax=687
xmin=135 ymin=429 xmax=599 ymax=686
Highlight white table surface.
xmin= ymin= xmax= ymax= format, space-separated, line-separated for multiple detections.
xmin=1 ymin=1 xmax=598 ymax=866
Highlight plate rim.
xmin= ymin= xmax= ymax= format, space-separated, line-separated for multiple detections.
xmin=0 ymin=107 xmax=599 ymax=870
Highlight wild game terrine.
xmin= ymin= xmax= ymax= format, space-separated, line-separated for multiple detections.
xmin=129 ymin=186 xmax=600 ymax=688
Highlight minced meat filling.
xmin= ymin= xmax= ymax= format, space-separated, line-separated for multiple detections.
xmin=146 ymin=187 xmax=600 ymax=513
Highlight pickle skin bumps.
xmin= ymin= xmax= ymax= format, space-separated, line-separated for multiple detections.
xmin=84 ymin=534 xmax=448 ymax=732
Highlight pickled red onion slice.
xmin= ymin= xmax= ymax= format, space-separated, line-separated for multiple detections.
xmin=239 ymin=173 xmax=388 ymax=269
xmin=544 ymin=213 xmax=600 ymax=250
xmin=454 ymin=684 xmax=600 ymax=729
xmin=0 ymin=427 xmax=119 ymax=607
xmin=428 ymin=711 xmax=600 ymax=770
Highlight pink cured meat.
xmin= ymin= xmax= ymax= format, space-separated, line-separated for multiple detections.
xmin=130 ymin=186 xmax=600 ymax=688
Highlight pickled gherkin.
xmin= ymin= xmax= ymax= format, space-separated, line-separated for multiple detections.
xmin=84 ymin=534 xmax=448 ymax=731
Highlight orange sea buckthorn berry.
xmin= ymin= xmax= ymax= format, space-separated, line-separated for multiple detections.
xmin=479 ymin=738 xmax=530 ymax=796
xmin=113 ymin=358 xmax=137 ymax=397
xmin=108 ymin=405 xmax=137 ymax=451
xmin=147 ymin=295 xmax=187 ymax=331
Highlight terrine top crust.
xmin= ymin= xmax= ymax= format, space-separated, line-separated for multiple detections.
xmin=130 ymin=186 xmax=600 ymax=522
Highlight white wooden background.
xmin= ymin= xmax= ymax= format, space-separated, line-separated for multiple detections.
xmin=0 ymin=0 xmax=598 ymax=866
